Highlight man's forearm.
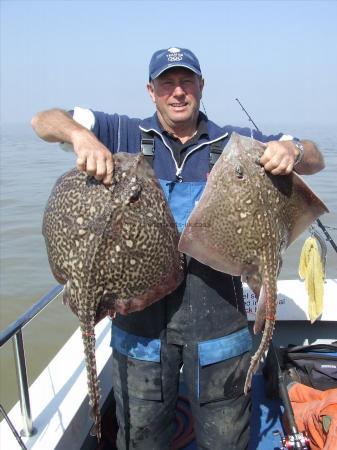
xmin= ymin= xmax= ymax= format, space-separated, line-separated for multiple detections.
xmin=295 ymin=140 xmax=325 ymax=175
xmin=31 ymin=107 xmax=114 ymax=185
xmin=31 ymin=108 xmax=91 ymax=144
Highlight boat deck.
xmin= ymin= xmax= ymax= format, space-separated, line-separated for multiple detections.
xmin=1 ymin=280 xmax=336 ymax=449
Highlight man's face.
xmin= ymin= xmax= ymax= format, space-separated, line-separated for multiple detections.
xmin=147 ymin=67 xmax=204 ymax=130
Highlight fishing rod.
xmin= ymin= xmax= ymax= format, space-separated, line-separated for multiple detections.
xmin=235 ymin=98 xmax=337 ymax=255
xmin=316 ymin=219 xmax=337 ymax=254
xmin=270 ymin=344 xmax=311 ymax=450
xmin=235 ymin=98 xmax=261 ymax=133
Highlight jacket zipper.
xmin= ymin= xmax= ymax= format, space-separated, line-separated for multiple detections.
xmin=139 ymin=126 xmax=228 ymax=181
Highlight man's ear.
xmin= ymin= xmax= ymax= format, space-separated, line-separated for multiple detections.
xmin=147 ymin=82 xmax=156 ymax=103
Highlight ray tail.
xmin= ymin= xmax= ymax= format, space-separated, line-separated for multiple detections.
xmin=244 ymin=265 xmax=277 ymax=394
xmin=81 ymin=322 xmax=101 ymax=440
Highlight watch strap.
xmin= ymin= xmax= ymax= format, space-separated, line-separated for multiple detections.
xmin=293 ymin=139 xmax=304 ymax=166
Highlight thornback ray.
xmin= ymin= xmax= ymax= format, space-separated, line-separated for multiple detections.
xmin=42 ymin=152 xmax=184 ymax=439
xmin=178 ymin=132 xmax=328 ymax=393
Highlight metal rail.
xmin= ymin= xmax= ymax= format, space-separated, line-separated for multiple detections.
xmin=0 ymin=404 xmax=27 ymax=449
xmin=0 ymin=284 xmax=64 ymax=438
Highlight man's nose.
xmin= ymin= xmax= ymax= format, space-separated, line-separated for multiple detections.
xmin=172 ymin=84 xmax=185 ymax=96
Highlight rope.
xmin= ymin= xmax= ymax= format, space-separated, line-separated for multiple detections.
xmin=171 ymin=395 xmax=195 ymax=449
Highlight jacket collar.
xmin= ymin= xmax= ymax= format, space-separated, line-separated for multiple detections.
xmin=139 ymin=112 xmax=227 ymax=142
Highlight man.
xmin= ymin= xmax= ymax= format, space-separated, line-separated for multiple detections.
xmin=32 ymin=47 xmax=324 ymax=450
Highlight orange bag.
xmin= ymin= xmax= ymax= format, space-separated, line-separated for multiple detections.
xmin=288 ymin=383 xmax=337 ymax=450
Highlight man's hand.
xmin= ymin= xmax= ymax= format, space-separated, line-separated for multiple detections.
xmin=31 ymin=108 xmax=114 ymax=185
xmin=72 ymin=129 xmax=114 ymax=185
xmin=259 ymin=140 xmax=298 ymax=175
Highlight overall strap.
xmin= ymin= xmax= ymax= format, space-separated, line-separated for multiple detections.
xmin=141 ymin=130 xmax=227 ymax=171
xmin=209 ymin=138 xmax=227 ymax=171
xmin=140 ymin=130 xmax=155 ymax=166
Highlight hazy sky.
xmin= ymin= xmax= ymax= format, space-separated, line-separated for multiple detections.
xmin=1 ymin=0 xmax=337 ymax=129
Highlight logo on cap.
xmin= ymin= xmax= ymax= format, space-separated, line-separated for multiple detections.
xmin=167 ymin=47 xmax=183 ymax=62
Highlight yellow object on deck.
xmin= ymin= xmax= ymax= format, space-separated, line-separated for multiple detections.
xmin=298 ymin=236 xmax=325 ymax=323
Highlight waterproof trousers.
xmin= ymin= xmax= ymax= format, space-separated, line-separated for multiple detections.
xmin=112 ymin=335 xmax=252 ymax=450
xmin=111 ymin=258 xmax=252 ymax=449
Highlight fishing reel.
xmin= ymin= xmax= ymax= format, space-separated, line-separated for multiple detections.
xmin=274 ymin=429 xmax=311 ymax=450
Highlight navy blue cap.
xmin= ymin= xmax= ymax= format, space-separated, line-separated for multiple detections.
xmin=149 ymin=47 xmax=202 ymax=80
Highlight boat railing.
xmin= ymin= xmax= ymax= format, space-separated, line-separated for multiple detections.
xmin=0 ymin=284 xmax=64 ymax=440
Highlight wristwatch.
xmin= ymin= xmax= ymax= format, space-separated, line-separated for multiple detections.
xmin=293 ymin=138 xmax=304 ymax=166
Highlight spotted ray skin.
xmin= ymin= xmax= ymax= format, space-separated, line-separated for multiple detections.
xmin=179 ymin=132 xmax=328 ymax=393
xmin=42 ymin=152 xmax=184 ymax=439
